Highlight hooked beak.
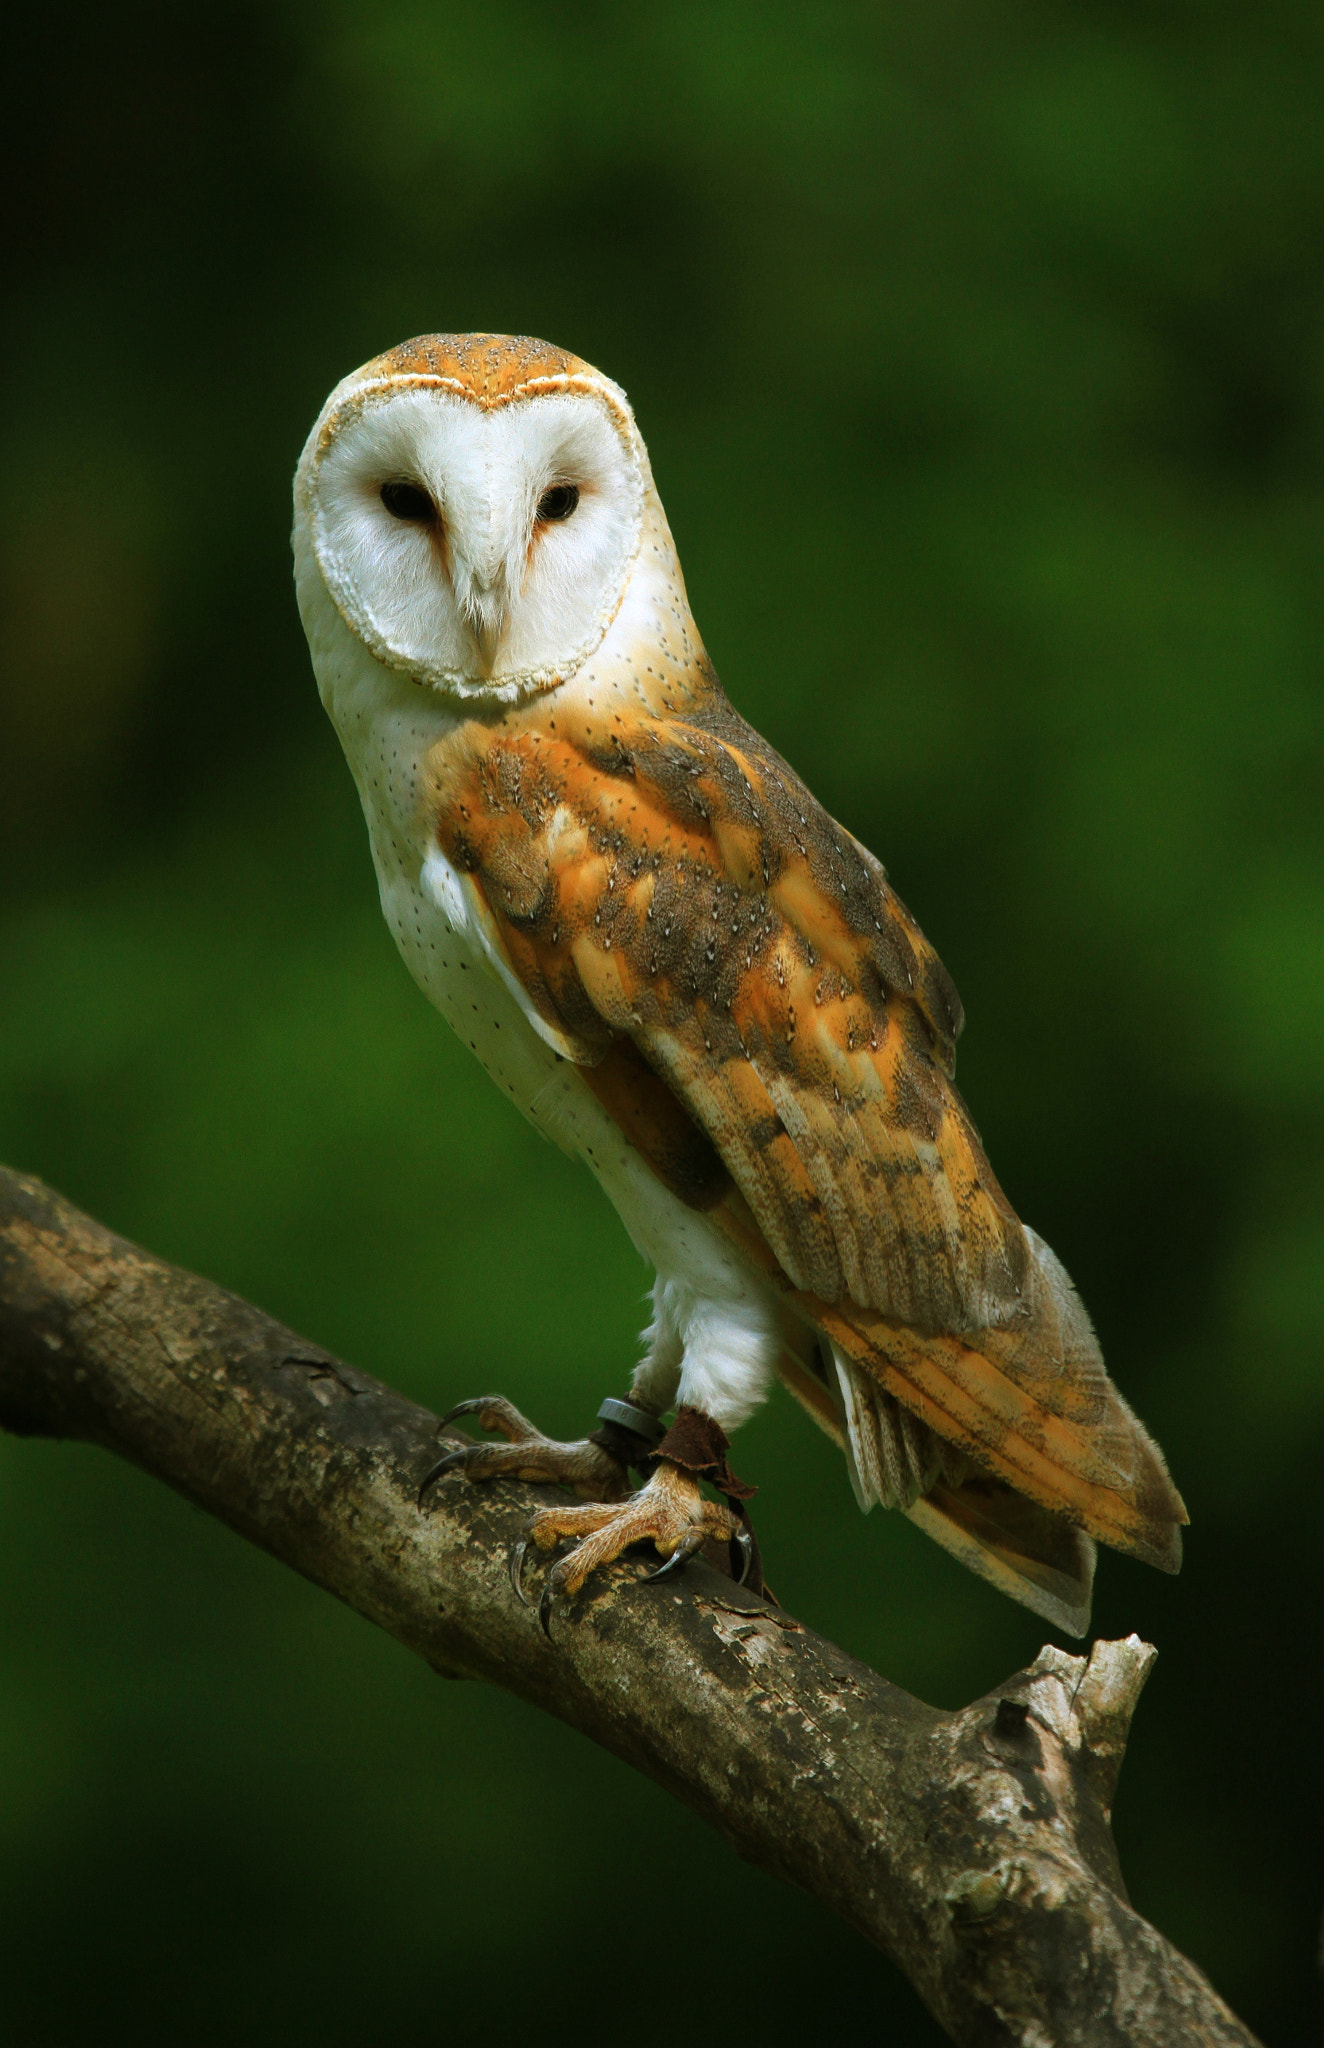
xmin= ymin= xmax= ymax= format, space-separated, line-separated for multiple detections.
xmin=471 ymin=609 xmax=504 ymax=672
xmin=457 ymin=568 xmax=509 ymax=677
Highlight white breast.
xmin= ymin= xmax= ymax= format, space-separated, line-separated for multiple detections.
xmin=298 ymin=558 xmax=795 ymax=1430
xmin=381 ymin=844 xmax=563 ymax=1126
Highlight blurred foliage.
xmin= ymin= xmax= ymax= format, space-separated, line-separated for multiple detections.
xmin=2 ymin=2 xmax=1322 ymax=2041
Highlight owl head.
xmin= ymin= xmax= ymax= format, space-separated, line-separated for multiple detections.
xmin=293 ymin=334 xmax=649 ymax=705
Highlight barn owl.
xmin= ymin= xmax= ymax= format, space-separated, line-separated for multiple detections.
xmin=293 ymin=332 xmax=1185 ymax=1637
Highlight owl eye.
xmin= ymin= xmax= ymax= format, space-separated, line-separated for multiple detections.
xmin=536 ymin=483 xmax=580 ymax=523
xmin=380 ymin=480 xmax=437 ymax=523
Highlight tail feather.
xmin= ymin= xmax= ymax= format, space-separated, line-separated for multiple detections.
xmin=812 ymin=1297 xmax=1184 ymax=1572
xmin=778 ymin=1217 xmax=1186 ymax=1576
xmin=775 ymin=1338 xmax=1098 ymax=1633
xmin=908 ymin=1478 xmax=1097 ymax=1638
xmin=723 ymin=1189 xmax=1186 ymax=1603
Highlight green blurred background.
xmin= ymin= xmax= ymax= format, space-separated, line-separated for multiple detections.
xmin=2 ymin=3 xmax=1321 ymax=2040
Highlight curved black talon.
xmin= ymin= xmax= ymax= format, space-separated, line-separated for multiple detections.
xmin=417 ymin=1447 xmax=469 ymax=1506
xmin=513 ymin=1534 xmax=574 ymax=1612
xmin=437 ymin=1397 xmax=504 ymax=1429
xmin=644 ymin=1529 xmax=706 ymax=1582
xmin=735 ymin=1527 xmax=755 ymax=1588
xmin=510 ymin=1536 xmax=532 ymax=1606
xmin=538 ymin=1576 xmax=559 ymax=1641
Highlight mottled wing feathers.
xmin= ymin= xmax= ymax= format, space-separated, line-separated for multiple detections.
xmin=431 ymin=684 xmax=1028 ymax=1334
xmin=811 ymin=1283 xmax=1183 ymax=1573
xmin=771 ymin=1310 xmax=1097 ymax=1633
xmin=714 ymin=1183 xmax=1184 ymax=1580
xmin=427 ymin=682 xmax=1187 ymax=1582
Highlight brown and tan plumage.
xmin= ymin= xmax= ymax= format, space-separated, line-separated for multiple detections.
xmin=294 ymin=332 xmax=1186 ymax=1636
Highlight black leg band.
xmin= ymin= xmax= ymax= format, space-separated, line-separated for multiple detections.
xmin=595 ymin=1397 xmax=666 ymax=1444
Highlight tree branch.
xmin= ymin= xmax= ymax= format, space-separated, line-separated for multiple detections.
xmin=0 ymin=1163 xmax=1258 ymax=2048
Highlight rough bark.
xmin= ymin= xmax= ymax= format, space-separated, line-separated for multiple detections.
xmin=0 ymin=1163 xmax=1259 ymax=2048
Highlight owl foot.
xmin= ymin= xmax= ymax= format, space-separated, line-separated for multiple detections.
xmin=417 ymin=1395 xmax=632 ymax=1504
xmin=512 ymin=1460 xmax=749 ymax=1637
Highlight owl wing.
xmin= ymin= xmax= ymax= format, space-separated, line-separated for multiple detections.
xmin=432 ymin=691 xmax=1185 ymax=1592
xmin=435 ymin=691 xmax=1029 ymax=1335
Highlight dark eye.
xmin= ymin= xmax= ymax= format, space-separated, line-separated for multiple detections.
xmin=536 ymin=483 xmax=579 ymax=523
xmin=379 ymin=480 xmax=436 ymax=523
